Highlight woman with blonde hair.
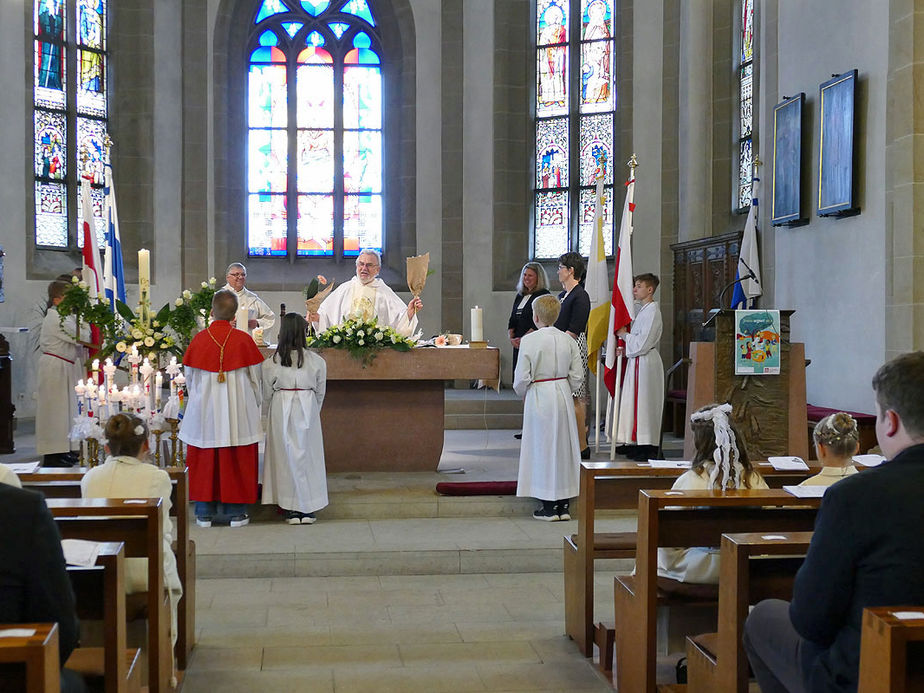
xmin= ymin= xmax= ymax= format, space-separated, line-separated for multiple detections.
xmin=507 ymin=262 xmax=550 ymax=379
xmin=799 ymin=412 xmax=860 ymax=486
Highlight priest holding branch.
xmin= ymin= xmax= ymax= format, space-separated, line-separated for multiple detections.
xmin=311 ymin=249 xmax=422 ymax=337
xmin=179 ymin=289 xmax=264 ymax=528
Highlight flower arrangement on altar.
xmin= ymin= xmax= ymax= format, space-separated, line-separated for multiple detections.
xmin=307 ymin=316 xmax=416 ymax=366
xmin=56 ymin=275 xmax=218 ymax=366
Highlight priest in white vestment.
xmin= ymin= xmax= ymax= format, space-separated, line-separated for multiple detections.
xmin=614 ymin=273 xmax=665 ymax=461
xmin=223 ymin=262 xmax=276 ymax=336
xmin=36 ymin=279 xmax=88 ymax=465
xmin=514 ymin=295 xmax=584 ymax=522
xmin=312 ymin=249 xmax=422 ymax=337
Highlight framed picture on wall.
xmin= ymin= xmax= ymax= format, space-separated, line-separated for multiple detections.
xmin=771 ymin=93 xmax=807 ymax=226
xmin=818 ymin=70 xmax=860 ymax=217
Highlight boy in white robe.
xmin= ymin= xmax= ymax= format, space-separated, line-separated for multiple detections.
xmin=36 ymin=279 xmax=87 ymax=466
xmin=514 ymin=294 xmax=584 ymax=521
xmin=312 ymin=249 xmax=422 ymax=337
xmin=614 ymin=273 xmax=665 ymax=461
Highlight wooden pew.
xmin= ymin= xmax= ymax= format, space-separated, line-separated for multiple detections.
xmin=613 ymin=489 xmax=822 ymax=693
xmin=20 ymin=467 xmax=196 ymax=670
xmin=564 ymin=462 xmax=820 ymax=662
xmin=0 ymin=623 xmax=60 ymax=692
xmin=47 ymin=499 xmax=170 ymax=693
xmin=65 ymin=541 xmax=142 ymax=693
xmin=859 ymin=607 xmax=924 ymax=693
xmin=685 ymin=531 xmax=813 ymax=692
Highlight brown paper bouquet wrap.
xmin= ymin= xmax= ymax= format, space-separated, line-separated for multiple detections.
xmin=406 ymin=252 xmax=430 ymax=299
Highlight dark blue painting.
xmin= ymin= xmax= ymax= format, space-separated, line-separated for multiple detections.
xmin=771 ymin=93 xmax=806 ymax=226
xmin=818 ymin=70 xmax=859 ymax=217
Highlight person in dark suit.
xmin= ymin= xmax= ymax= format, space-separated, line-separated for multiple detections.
xmin=0 ymin=485 xmax=86 ymax=693
xmin=743 ymin=350 xmax=924 ymax=692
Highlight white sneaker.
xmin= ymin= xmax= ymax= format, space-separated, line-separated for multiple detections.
xmin=229 ymin=514 xmax=250 ymax=528
xmin=195 ymin=517 xmax=212 ymax=528
xmin=300 ymin=513 xmax=317 ymax=525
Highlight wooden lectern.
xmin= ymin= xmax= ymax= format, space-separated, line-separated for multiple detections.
xmin=683 ymin=309 xmax=807 ymax=461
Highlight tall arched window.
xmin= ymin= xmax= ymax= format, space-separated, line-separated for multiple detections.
xmin=247 ymin=0 xmax=383 ymax=260
xmin=33 ymin=0 xmax=109 ymax=250
xmin=533 ymin=0 xmax=616 ymax=260
xmin=736 ymin=0 xmax=755 ymax=210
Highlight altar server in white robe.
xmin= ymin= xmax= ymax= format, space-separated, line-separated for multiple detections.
xmin=223 ymin=262 xmax=276 ymax=336
xmin=514 ymin=294 xmax=584 ymax=522
xmin=615 ymin=273 xmax=665 ymax=461
xmin=261 ymin=313 xmax=329 ymax=524
xmin=313 ymin=249 xmax=422 ymax=337
xmin=36 ymin=279 xmax=88 ymax=466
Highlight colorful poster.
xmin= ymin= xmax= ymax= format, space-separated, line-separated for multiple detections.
xmin=735 ymin=309 xmax=781 ymax=375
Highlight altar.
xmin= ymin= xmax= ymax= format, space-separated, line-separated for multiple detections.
xmin=258 ymin=346 xmax=500 ymax=472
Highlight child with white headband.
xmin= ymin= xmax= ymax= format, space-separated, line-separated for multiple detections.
xmin=81 ymin=413 xmax=183 ymax=682
xmin=657 ymin=402 xmax=768 ymax=584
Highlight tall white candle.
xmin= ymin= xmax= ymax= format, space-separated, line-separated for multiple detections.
xmin=138 ymin=249 xmax=150 ymax=287
xmin=236 ymin=307 xmax=249 ymax=331
xmin=470 ymin=306 xmax=484 ymax=342
xmin=155 ymin=372 xmax=163 ymax=409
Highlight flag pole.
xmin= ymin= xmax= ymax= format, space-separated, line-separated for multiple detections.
xmin=594 ymin=359 xmax=601 ymax=453
xmin=610 ymin=351 xmax=623 ymax=460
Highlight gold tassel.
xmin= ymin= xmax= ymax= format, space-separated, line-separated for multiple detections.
xmin=217 ymin=371 xmax=226 ymax=383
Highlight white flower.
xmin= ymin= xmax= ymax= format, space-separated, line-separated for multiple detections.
xmin=71 ymin=276 xmax=80 ymax=284
xmin=78 ymin=280 xmax=88 ymax=290
xmin=154 ymin=332 xmax=163 ymax=339
xmin=152 ymin=320 xmax=160 ymax=328
xmin=131 ymin=328 xmax=144 ymax=339
xmin=99 ymin=296 xmax=110 ymax=306
xmin=345 ymin=330 xmax=353 ymax=337
xmin=175 ymin=298 xmax=184 ymax=307
xmin=201 ymin=281 xmax=208 ymax=288
xmin=332 ymin=335 xmax=342 ymax=344
xmin=144 ymin=337 xmax=155 ymax=347
xmin=358 ymin=339 xmax=365 ymax=346
xmin=160 ymin=343 xmax=169 ymax=349
xmin=390 ymin=335 xmax=397 ymax=344
xmin=374 ymin=332 xmax=383 ymax=341
xmin=209 ymin=277 xmax=216 ymax=285
xmin=146 ymin=328 xmax=154 ymax=336
xmin=115 ymin=341 xmax=127 ymax=353
xmin=357 ymin=330 xmax=365 ymax=337
xmin=182 ymin=290 xmax=192 ymax=300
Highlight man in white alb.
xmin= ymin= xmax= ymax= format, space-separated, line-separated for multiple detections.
xmin=222 ymin=263 xmax=276 ymax=335
xmin=312 ymin=249 xmax=422 ymax=337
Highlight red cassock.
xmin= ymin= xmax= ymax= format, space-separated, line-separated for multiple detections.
xmin=181 ymin=321 xmax=265 ymax=504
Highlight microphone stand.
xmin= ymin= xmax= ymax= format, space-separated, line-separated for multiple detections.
xmin=702 ymin=267 xmax=758 ymax=328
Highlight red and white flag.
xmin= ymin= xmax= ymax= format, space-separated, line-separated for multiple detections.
xmin=603 ymin=173 xmax=636 ymax=398
xmin=80 ymin=178 xmax=102 ymax=368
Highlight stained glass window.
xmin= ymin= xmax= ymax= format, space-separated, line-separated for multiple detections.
xmin=33 ymin=0 xmax=110 ymax=249
xmin=534 ymin=0 xmax=616 ymax=259
xmin=737 ymin=0 xmax=755 ymax=210
xmin=248 ymin=0 xmax=384 ymax=259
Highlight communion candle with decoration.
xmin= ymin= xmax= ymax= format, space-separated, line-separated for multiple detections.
xmin=236 ymin=307 xmax=249 ymax=331
xmin=75 ymin=380 xmax=86 ymax=416
xmin=470 ymin=306 xmax=484 ymax=342
xmin=138 ymin=249 xmax=150 ymax=287
xmin=91 ymin=358 xmax=100 ymax=384
xmin=104 ymin=358 xmax=116 ymax=396
xmin=155 ymin=371 xmax=163 ymax=409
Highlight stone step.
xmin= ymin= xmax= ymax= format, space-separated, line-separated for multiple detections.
xmin=444 ymin=412 xmax=523 ymax=430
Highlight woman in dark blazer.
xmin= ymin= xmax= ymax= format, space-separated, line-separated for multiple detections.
xmin=507 ymin=262 xmax=550 ymax=379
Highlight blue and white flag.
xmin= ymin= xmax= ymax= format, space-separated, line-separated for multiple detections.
xmin=102 ymin=165 xmax=126 ymax=310
xmin=731 ymin=176 xmax=762 ymax=310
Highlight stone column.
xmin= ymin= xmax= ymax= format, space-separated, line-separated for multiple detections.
xmin=677 ymin=0 xmax=713 ymax=242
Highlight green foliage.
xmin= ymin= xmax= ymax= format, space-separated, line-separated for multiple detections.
xmin=307 ymin=316 xmax=416 ymax=367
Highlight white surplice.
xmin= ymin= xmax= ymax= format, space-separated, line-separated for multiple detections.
xmin=81 ymin=455 xmax=183 ymax=645
xmin=178 ymin=364 xmax=263 ymax=448
xmin=261 ymin=351 xmax=329 ymax=514
xmin=514 ymin=326 xmax=583 ymax=501
xmin=615 ymin=301 xmax=665 ymax=446
xmin=316 ymin=276 xmax=418 ymax=337
xmin=35 ymin=307 xmax=87 ymax=455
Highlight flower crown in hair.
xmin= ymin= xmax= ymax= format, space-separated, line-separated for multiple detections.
xmin=690 ymin=403 xmax=745 ymax=489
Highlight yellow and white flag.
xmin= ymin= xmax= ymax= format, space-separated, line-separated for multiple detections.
xmin=585 ymin=167 xmax=610 ymax=375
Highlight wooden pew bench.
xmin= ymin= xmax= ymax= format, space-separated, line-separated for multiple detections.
xmin=20 ymin=467 xmax=195 ymax=670
xmin=564 ymin=462 xmax=820 ymax=667
xmin=0 ymin=623 xmax=60 ymax=693
xmin=685 ymin=531 xmax=812 ymax=692
xmin=859 ymin=606 xmax=924 ymax=693
xmin=65 ymin=541 xmax=142 ymax=693
xmin=613 ymin=489 xmax=822 ymax=693
xmin=47 ymin=499 xmax=170 ymax=693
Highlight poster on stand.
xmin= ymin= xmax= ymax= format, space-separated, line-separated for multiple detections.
xmin=735 ymin=309 xmax=781 ymax=375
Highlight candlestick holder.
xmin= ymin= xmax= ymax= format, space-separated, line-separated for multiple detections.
xmin=86 ymin=437 xmax=101 ymax=468
xmin=151 ymin=427 xmax=165 ymax=468
xmin=468 ymin=340 xmax=488 ymax=349
xmin=78 ymin=439 xmax=87 ymax=468
xmin=165 ymin=418 xmax=184 ymax=467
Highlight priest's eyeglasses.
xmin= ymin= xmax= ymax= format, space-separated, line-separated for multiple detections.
xmin=227 ymin=272 xmax=246 ymax=277
xmin=357 ymin=261 xmax=379 ymax=269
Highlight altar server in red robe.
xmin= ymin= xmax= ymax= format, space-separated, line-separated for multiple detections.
xmin=180 ymin=289 xmax=264 ymax=527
